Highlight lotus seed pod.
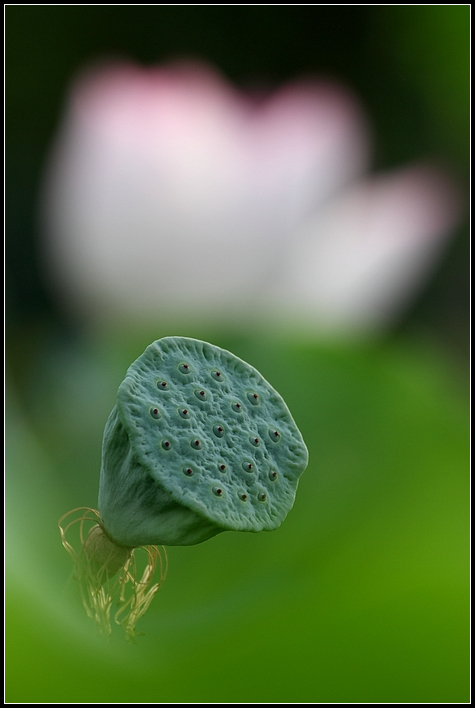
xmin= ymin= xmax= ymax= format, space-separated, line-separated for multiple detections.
xmin=98 ymin=337 xmax=308 ymax=547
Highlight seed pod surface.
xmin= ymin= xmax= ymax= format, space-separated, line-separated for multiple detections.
xmin=99 ymin=337 xmax=308 ymax=547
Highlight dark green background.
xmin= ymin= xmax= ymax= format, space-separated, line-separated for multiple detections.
xmin=6 ymin=6 xmax=470 ymax=703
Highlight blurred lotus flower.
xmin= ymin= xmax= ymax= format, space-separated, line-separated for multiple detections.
xmin=42 ymin=60 xmax=460 ymax=334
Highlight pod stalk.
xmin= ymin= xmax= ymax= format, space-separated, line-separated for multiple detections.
xmin=58 ymin=508 xmax=167 ymax=639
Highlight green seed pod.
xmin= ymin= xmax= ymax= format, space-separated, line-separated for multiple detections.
xmin=99 ymin=337 xmax=308 ymax=548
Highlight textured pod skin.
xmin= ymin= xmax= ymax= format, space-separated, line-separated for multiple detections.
xmin=99 ymin=337 xmax=308 ymax=547
xmin=99 ymin=407 xmax=223 ymax=547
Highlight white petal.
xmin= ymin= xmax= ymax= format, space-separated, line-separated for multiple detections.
xmin=279 ymin=165 xmax=461 ymax=333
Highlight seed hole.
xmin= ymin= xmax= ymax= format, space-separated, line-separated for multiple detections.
xmin=213 ymin=424 xmax=225 ymax=438
xmin=269 ymin=428 xmax=281 ymax=443
xmin=239 ymin=493 xmax=248 ymax=502
xmin=218 ymin=464 xmax=227 ymax=472
xmin=161 ymin=440 xmax=172 ymax=450
xmin=213 ymin=486 xmax=224 ymax=497
xmin=242 ymin=461 xmax=254 ymax=472
xmin=211 ymin=370 xmax=224 ymax=381
xmin=194 ymin=389 xmax=208 ymax=401
xmin=232 ymin=401 xmax=243 ymax=413
xmin=258 ymin=492 xmax=267 ymax=502
xmin=269 ymin=470 xmax=278 ymax=481
xmin=191 ymin=439 xmax=202 ymax=450
xmin=249 ymin=435 xmax=260 ymax=447
xmin=179 ymin=408 xmax=191 ymax=419
xmin=157 ymin=381 xmax=169 ymax=390
xmin=247 ymin=392 xmax=260 ymax=405
xmin=150 ymin=407 xmax=161 ymax=419
xmin=182 ymin=466 xmax=194 ymax=477
xmin=178 ymin=363 xmax=191 ymax=374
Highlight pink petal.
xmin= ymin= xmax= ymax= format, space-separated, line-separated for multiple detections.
xmin=41 ymin=60 xmax=368 ymax=321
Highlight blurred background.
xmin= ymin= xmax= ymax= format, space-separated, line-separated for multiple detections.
xmin=6 ymin=6 xmax=469 ymax=703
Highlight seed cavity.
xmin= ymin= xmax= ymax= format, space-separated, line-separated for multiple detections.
xmin=157 ymin=381 xmax=169 ymax=390
xmin=179 ymin=408 xmax=191 ymax=419
xmin=161 ymin=440 xmax=172 ymax=450
xmin=178 ymin=363 xmax=191 ymax=374
xmin=239 ymin=492 xmax=248 ymax=502
xmin=269 ymin=428 xmax=281 ymax=442
xmin=249 ymin=435 xmax=260 ymax=447
xmin=232 ymin=401 xmax=243 ymax=413
xmin=257 ymin=492 xmax=267 ymax=502
xmin=213 ymin=424 xmax=225 ymax=438
xmin=218 ymin=463 xmax=227 ymax=472
xmin=149 ymin=407 xmax=161 ymax=419
xmin=247 ymin=392 xmax=260 ymax=405
xmin=269 ymin=470 xmax=278 ymax=481
xmin=211 ymin=370 xmax=224 ymax=381
xmin=194 ymin=389 xmax=208 ymax=401
xmin=191 ymin=439 xmax=202 ymax=450
xmin=242 ymin=461 xmax=254 ymax=472
xmin=212 ymin=486 xmax=224 ymax=497
xmin=182 ymin=466 xmax=194 ymax=477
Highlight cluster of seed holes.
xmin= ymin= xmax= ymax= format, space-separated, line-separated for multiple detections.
xmin=150 ymin=359 xmax=284 ymax=507
xmin=236 ymin=491 xmax=267 ymax=502
xmin=181 ymin=467 xmax=268 ymax=503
